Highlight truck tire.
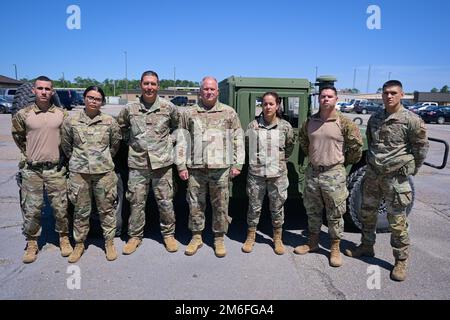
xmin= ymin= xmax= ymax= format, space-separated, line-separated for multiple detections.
xmin=437 ymin=116 xmax=445 ymax=124
xmin=346 ymin=166 xmax=415 ymax=233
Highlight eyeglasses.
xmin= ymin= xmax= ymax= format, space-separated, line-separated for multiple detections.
xmin=86 ymin=96 xmax=103 ymax=103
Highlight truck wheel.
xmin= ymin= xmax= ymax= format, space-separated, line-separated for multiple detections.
xmin=437 ymin=116 xmax=445 ymax=124
xmin=346 ymin=166 xmax=415 ymax=233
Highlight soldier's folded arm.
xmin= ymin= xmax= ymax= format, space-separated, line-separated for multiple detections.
xmin=298 ymin=120 xmax=309 ymax=156
xmin=60 ymin=117 xmax=73 ymax=159
xmin=109 ymin=119 xmax=122 ymax=157
xmin=11 ymin=112 xmax=27 ymax=154
xmin=285 ymin=125 xmax=295 ymax=159
xmin=116 ymin=107 xmax=131 ymax=144
xmin=409 ymin=117 xmax=430 ymax=174
xmin=342 ymin=117 xmax=363 ymax=166
xmin=232 ymin=113 xmax=245 ymax=171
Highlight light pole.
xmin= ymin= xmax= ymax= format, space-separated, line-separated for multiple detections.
xmin=388 ymin=72 xmax=392 ymax=80
xmin=353 ymin=68 xmax=357 ymax=90
xmin=13 ymin=64 xmax=17 ymax=80
xmin=366 ymin=65 xmax=371 ymax=93
xmin=62 ymin=72 xmax=65 ymax=88
xmin=124 ymin=51 xmax=128 ymax=103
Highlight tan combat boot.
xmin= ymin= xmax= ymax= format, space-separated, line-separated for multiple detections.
xmin=23 ymin=240 xmax=38 ymax=264
xmin=344 ymin=243 xmax=375 ymax=258
xmin=122 ymin=237 xmax=142 ymax=255
xmin=214 ymin=234 xmax=226 ymax=258
xmin=273 ymin=228 xmax=285 ymax=255
xmin=391 ymin=259 xmax=408 ymax=281
xmin=242 ymin=227 xmax=257 ymax=253
xmin=329 ymin=239 xmax=343 ymax=267
xmin=68 ymin=243 xmax=84 ymax=263
xmin=185 ymin=232 xmax=203 ymax=256
xmin=163 ymin=235 xmax=178 ymax=253
xmin=105 ymin=239 xmax=117 ymax=261
xmin=59 ymin=233 xmax=73 ymax=257
xmin=294 ymin=233 xmax=319 ymax=255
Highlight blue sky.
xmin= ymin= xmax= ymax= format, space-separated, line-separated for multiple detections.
xmin=1 ymin=0 xmax=449 ymax=92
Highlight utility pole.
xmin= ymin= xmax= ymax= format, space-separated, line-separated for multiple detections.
xmin=62 ymin=72 xmax=65 ymax=88
xmin=366 ymin=65 xmax=371 ymax=93
xmin=314 ymin=66 xmax=318 ymax=110
xmin=173 ymin=66 xmax=176 ymax=97
xmin=13 ymin=64 xmax=18 ymax=80
xmin=113 ymin=80 xmax=116 ymax=97
xmin=124 ymin=51 xmax=128 ymax=103
xmin=353 ymin=68 xmax=357 ymax=90
xmin=388 ymin=72 xmax=392 ymax=80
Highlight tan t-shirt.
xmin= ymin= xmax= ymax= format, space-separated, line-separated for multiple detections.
xmin=307 ymin=115 xmax=345 ymax=167
xmin=25 ymin=105 xmax=65 ymax=162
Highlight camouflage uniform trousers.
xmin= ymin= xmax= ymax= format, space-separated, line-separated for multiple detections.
xmin=20 ymin=166 xmax=69 ymax=239
xmin=68 ymin=171 xmax=118 ymax=242
xmin=126 ymin=166 xmax=175 ymax=238
xmin=246 ymin=173 xmax=288 ymax=229
xmin=360 ymin=166 xmax=411 ymax=260
xmin=187 ymin=168 xmax=232 ymax=234
xmin=303 ymin=164 xmax=348 ymax=239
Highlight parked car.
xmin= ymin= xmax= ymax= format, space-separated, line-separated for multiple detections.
xmin=0 ymin=97 xmax=12 ymax=114
xmin=342 ymin=99 xmax=367 ymax=113
xmin=171 ymin=96 xmax=188 ymax=106
xmin=336 ymin=102 xmax=348 ymax=111
xmin=0 ymin=88 xmax=17 ymax=101
xmin=419 ymin=106 xmax=450 ymax=124
xmin=354 ymin=101 xmax=383 ymax=114
xmin=55 ymin=89 xmax=80 ymax=110
xmin=411 ymin=102 xmax=439 ymax=111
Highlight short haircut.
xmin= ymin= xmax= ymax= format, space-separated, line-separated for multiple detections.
xmin=200 ymin=76 xmax=218 ymax=89
xmin=383 ymin=80 xmax=403 ymax=91
xmin=34 ymin=76 xmax=53 ymax=87
xmin=319 ymin=85 xmax=337 ymax=96
xmin=140 ymin=71 xmax=159 ymax=83
xmin=83 ymin=86 xmax=106 ymax=103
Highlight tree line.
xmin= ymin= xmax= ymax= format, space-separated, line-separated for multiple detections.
xmin=19 ymin=77 xmax=200 ymax=96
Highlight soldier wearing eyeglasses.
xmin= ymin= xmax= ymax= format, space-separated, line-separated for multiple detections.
xmin=61 ymin=86 xmax=121 ymax=263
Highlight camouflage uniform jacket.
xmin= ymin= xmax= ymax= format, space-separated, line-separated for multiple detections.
xmin=11 ymin=103 xmax=68 ymax=162
xmin=61 ymin=110 xmax=121 ymax=174
xmin=116 ymin=96 xmax=179 ymax=170
xmin=246 ymin=116 xmax=294 ymax=178
xmin=366 ymin=105 xmax=429 ymax=175
xmin=178 ymin=101 xmax=245 ymax=171
xmin=299 ymin=111 xmax=363 ymax=166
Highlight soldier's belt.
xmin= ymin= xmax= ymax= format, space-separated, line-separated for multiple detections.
xmin=309 ymin=163 xmax=342 ymax=173
xmin=26 ymin=161 xmax=59 ymax=170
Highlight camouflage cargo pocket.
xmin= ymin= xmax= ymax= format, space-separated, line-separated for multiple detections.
xmin=393 ymin=182 xmax=412 ymax=207
xmin=68 ymin=182 xmax=81 ymax=205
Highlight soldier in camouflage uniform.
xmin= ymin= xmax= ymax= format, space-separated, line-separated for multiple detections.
xmin=294 ymin=86 xmax=363 ymax=267
xmin=242 ymin=92 xmax=294 ymax=255
xmin=345 ymin=80 xmax=429 ymax=281
xmin=117 ymin=70 xmax=180 ymax=254
xmin=178 ymin=76 xmax=245 ymax=257
xmin=11 ymin=76 xmax=73 ymax=263
xmin=61 ymin=86 xmax=121 ymax=263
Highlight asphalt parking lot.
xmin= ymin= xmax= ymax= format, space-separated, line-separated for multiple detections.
xmin=0 ymin=107 xmax=449 ymax=301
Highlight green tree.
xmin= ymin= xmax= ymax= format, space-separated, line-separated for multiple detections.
xmin=440 ymin=85 xmax=449 ymax=93
xmin=431 ymin=88 xmax=439 ymax=93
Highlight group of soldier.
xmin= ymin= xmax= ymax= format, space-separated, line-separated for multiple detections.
xmin=11 ymin=71 xmax=429 ymax=282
